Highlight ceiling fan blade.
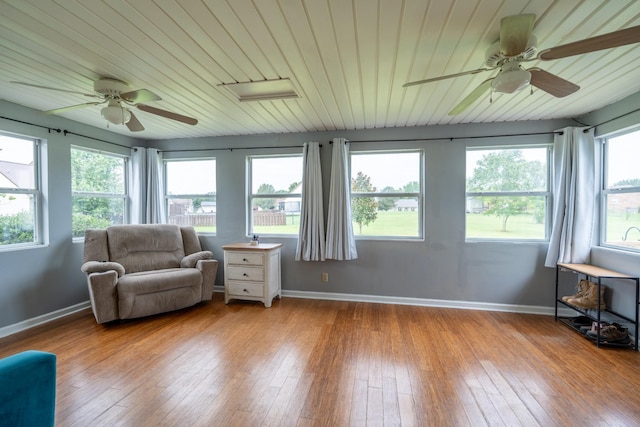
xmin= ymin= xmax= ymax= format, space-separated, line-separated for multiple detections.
xmin=403 ymin=68 xmax=493 ymax=88
xmin=539 ymin=25 xmax=640 ymax=60
xmin=126 ymin=111 xmax=145 ymax=132
xmin=120 ymin=89 xmax=162 ymax=103
xmin=448 ymin=78 xmax=493 ymax=115
xmin=42 ymin=101 xmax=104 ymax=115
xmin=11 ymin=81 xmax=100 ymax=98
xmin=529 ymin=68 xmax=579 ymax=97
xmin=136 ymin=104 xmax=198 ymax=125
xmin=500 ymin=14 xmax=536 ymax=57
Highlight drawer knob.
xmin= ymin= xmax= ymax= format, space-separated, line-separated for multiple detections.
xmin=243 ymin=273 xmax=249 ymax=277
xmin=243 ymin=258 xmax=248 ymax=262
xmin=243 ymin=288 xmax=248 ymax=293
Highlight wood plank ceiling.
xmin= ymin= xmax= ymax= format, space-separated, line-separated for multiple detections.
xmin=1 ymin=0 xmax=639 ymax=140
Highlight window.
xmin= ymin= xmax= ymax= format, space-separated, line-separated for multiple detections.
xmin=71 ymin=147 xmax=127 ymax=238
xmin=466 ymin=146 xmax=549 ymax=240
xmin=248 ymin=155 xmax=303 ymax=236
xmin=350 ymin=150 xmax=423 ymax=238
xmin=0 ymin=133 xmax=40 ymax=247
xmin=165 ymin=159 xmax=216 ymax=233
xmin=602 ymin=128 xmax=640 ymax=251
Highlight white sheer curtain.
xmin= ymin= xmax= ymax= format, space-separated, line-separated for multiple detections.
xmin=129 ymin=147 xmax=146 ymax=224
xmin=545 ymin=127 xmax=597 ymax=267
xmin=325 ymin=138 xmax=358 ymax=260
xmin=296 ymin=142 xmax=325 ymax=261
xmin=146 ymin=148 xmax=166 ymax=224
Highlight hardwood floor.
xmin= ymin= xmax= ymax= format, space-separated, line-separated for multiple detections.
xmin=1 ymin=296 xmax=639 ymax=426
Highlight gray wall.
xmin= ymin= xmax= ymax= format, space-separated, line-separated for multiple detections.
xmin=1 ymin=90 xmax=639 ymax=330
xmin=0 ymin=101 xmax=137 ymax=329
xmin=154 ymin=121 xmax=573 ymax=311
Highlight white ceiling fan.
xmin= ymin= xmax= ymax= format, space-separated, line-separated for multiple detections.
xmin=403 ymin=14 xmax=640 ymax=115
xmin=11 ymin=78 xmax=198 ymax=132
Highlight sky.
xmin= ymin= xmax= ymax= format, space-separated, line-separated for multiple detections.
xmin=0 ymin=135 xmax=34 ymax=164
xmin=607 ymin=129 xmax=640 ymax=185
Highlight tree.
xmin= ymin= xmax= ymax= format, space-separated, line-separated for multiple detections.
xmin=254 ymin=183 xmax=277 ymax=210
xmin=467 ymin=150 xmax=545 ymax=232
xmin=71 ymin=150 xmax=125 ymax=236
xmin=377 ymin=186 xmax=397 ymax=211
xmin=402 ymin=181 xmax=420 ymax=193
xmin=351 ymin=172 xmax=378 ymax=234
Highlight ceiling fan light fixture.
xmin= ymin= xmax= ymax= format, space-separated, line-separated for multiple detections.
xmin=101 ymin=102 xmax=131 ymax=125
xmin=492 ymin=63 xmax=531 ymax=93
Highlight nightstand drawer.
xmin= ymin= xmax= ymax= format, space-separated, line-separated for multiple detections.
xmin=227 ymin=282 xmax=263 ymax=297
xmin=227 ymin=266 xmax=264 ymax=282
xmin=227 ymin=252 xmax=264 ymax=266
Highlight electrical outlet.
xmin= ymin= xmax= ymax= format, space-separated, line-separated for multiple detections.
xmin=321 ymin=272 xmax=329 ymax=282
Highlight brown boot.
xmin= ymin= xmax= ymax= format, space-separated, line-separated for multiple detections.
xmin=567 ymin=281 xmax=606 ymax=310
xmin=562 ymin=279 xmax=590 ymax=303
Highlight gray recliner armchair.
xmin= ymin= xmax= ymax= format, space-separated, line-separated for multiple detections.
xmin=81 ymin=224 xmax=218 ymax=324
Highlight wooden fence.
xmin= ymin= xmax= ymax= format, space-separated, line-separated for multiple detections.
xmin=253 ymin=211 xmax=287 ymax=226
xmin=169 ymin=214 xmax=216 ymax=227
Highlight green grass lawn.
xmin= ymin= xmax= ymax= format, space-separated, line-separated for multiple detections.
xmin=198 ymin=210 xmax=640 ymax=243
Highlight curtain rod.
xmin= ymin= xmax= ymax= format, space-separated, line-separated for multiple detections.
xmin=329 ymin=130 xmax=563 ymax=143
xmin=160 ymin=144 xmax=320 ymax=153
xmin=0 ymin=115 xmax=131 ymax=149
xmin=582 ymin=106 xmax=640 ymax=133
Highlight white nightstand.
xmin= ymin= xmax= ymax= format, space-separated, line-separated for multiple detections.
xmin=222 ymin=242 xmax=283 ymax=308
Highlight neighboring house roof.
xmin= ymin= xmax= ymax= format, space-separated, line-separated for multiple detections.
xmin=0 ymin=160 xmax=34 ymax=188
xmin=396 ymin=199 xmax=418 ymax=208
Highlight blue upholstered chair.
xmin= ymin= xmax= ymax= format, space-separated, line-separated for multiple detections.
xmin=0 ymin=350 xmax=56 ymax=427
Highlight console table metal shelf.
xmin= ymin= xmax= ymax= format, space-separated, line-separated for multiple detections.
xmin=555 ymin=262 xmax=639 ymax=350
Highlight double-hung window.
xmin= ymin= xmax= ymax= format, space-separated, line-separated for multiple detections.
xmin=247 ymin=155 xmax=303 ymax=236
xmin=165 ymin=158 xmax=216 ymax=233
xmin=349 ymin=150 xmax=423 ymax=239
xmin=466 ymin=145 xmax=550 ymax=240
xmin=0 ymin=133 xmax=41 ymax=246
xmin=71 ymin=147 xmax=127 ymax=238
xmin=601 ymin=128 xmax=640 ymax=251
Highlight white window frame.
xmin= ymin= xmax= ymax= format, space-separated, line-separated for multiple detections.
xmin=246 ymin=153 xmax=303 ymax=237
xmin=71 ymin=146 xmax=128 ymax=239
xmin=600 ymin=127 xmax=640 ymax=253
xmin=465 ymin=144 xmax=551 ymax=242
xmin=349 ymin=149 xmax=424 ymax=241
xmin=164 ymin=157 xmax=217 ymax=235
xmin=0 ymin=132 xmax=42 ymax=249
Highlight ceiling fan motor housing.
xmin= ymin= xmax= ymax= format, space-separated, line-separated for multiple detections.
xmin=93 ymin=78 xmax=130 ymax=99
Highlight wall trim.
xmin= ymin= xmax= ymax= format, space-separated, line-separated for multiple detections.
xmin=0 ymin=301 xmax=91 ymax=339
xmin=217 ymin=285 xmax=572 ymax=316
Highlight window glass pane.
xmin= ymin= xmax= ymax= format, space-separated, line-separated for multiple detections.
xmin=166 ymin=159 xmax=216 ymax=233
xmin=0 ymin=193 xmax=35 ymax=245
xmin=249 ymin=156 xmax=302 ymax=236
xmin=251 ymin=157 xmax=302 ymax=194
xmin=71 ymin=149 xmax=124 ymax=194
xmin=351 ymin=152 xmax=420 ymax=193
xmin=466 ymin=195 xmax=546 ymax=239
xmin=466 ymin=147 xmax=548 ymax=240
xmin=349 ymin=151 xmax=422 ymax=238
xmin=352 ymin=196 xmax=419 ymax=237
xmin=466 ymin=148 xmax=547 ymax=192
xmin=0 ymin=135 xmax=35 ymax=190
xmin=604 ymin=193 xmax=640 ymax=250
xmin=606 ymin=130 xmax=640 ymax=189
xmin=72 ymin=197 xmax=124 ymax=238
xmin=166 ymin=160 xmax=216 ymax=195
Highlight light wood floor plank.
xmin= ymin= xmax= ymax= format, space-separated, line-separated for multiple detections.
xmin=1 ymin=297 xmax=640 ymax=426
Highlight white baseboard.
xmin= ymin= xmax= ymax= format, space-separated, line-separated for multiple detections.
xmin=281 ymin=289 xmax=574 ymax=317
xmin=0 ymin=301 xmax=91 ymax=339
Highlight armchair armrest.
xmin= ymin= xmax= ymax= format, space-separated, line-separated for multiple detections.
xmin=196 ymin=259 xmax=218 ymax=301
xmin=81 ymin=260 xmax=125 ymax=278
xmin=180 ymin=250 xmax=214 ymax=268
